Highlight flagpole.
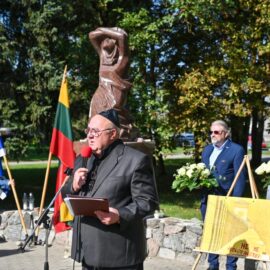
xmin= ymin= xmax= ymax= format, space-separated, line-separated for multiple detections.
xmin=38 ymin=152 xmax=52 ymax=219
xmin=3 ymin=156 xmax=28 ymax=235
xmin=61 ymin=65 xmax=67 ymax=86
xmin=37 ymin=65 xmax=68 ymax=236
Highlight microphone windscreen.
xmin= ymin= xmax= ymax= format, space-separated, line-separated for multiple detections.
xmin=80 ymin=146 xmax=92 ymax=158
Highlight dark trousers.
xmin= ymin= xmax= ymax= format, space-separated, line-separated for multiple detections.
xmin=208 ymin=253 xmax=237 ymax=270
xmin=82 ymin=262 xmax=143 ymax=270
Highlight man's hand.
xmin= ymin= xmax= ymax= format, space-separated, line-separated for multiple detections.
xmin=95 ymin=207 xmax=120 ymax=225
xmin=72 ymin=168 xmax=88 ymax=192
xmin=8 ymin=179 xmax=15 ymax=186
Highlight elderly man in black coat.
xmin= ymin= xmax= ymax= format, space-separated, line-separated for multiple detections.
xmin=62 ymin=109 xmax=159 ymax=270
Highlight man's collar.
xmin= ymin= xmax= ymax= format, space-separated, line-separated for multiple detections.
xmin=213 ymin=139 xmax=229 ymax=150
xmin=95 ymin=139 xmax=123 ymax=160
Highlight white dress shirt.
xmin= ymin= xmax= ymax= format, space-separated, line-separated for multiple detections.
xmin=209 ymin=140 xmax=228 ymax=169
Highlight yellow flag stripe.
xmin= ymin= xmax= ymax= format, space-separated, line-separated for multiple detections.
xmin=60 ymin=201 xmax=74 ymax=222
xmin=59 ymin=78 xmax=69 ymax=108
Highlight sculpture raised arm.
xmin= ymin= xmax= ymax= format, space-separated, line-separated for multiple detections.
xmin=89 ymin=27 xmax=129 ymax=77
xmin=88 ymin=27 xmax=138 ymax=140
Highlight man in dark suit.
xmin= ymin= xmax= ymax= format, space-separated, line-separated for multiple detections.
xmin=201 ymin=120 xmax=247 ymax=270
xmin=62 ymin=109 xmax=159 ymax=270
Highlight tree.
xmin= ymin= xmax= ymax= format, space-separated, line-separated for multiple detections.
xmin=0 ymin=0 xmax=107 ymax=157
xmin=117 ymin=2 xmax=186 ymax=173
xmin=1 ymin=0 xmax=269 ymax=171
xmin=173 ymin=0 xmax=270 ymax=166
xmin=0 ymin=0 xmax=162 ymax=159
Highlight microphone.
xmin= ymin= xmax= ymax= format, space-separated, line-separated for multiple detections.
xmin=64 ymin=167 xmax=73 ymax=176
xmin=80 ymin=146 xmax=92 ymax=168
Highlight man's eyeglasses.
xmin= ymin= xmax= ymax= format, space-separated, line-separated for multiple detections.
xmin=209 ymin=130 xmax=224 ymax=135
xmin=84 ymin=127 xmax=114 ymax=137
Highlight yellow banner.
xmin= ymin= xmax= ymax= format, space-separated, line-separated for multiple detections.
xmin=197 ymin=195 xmax=270 ymax=261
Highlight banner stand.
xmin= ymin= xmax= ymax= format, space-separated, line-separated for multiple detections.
xmin=192 ymin=155 xmax=268 ymax=270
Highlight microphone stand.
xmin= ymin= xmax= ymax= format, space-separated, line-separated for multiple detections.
xmin=44 ymin=213 xmax=53 ymax=270
xmin=20 ymin=179 xmax=69 ymax=269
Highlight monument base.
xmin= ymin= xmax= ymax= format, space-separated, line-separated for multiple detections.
xmin=124 ymin=140 xmax=155 ymax=156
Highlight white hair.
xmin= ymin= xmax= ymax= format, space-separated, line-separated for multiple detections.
xmin=211 ymin=120 xmax=231 ymax=138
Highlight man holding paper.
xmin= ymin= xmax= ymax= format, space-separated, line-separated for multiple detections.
xmin=62 ymin=108 xmax=159 ymax=270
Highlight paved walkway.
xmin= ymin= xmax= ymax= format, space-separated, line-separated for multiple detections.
xmin=1 ymin=240 xmax=269 ymax=270
xmin=0 ymin=240 xmax=192 ymax=270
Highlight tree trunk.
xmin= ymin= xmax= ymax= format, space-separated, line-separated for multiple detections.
xmin=251 ymin=110 xmax=264 ymax=168
xmin=152 ymin=132 xmax=166 ymax=175
xmin=229 ymin=115 xmax=249 ymax=153
xmin=157 ymin=153 xmax=166 ymax=175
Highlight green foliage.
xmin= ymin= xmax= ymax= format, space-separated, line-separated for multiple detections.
xmin=170 ymin=0 xmax=270 ymax=161
xmin=0 ymin=0 xmax=111 ymax=156
xmin=117 ymin=2 xmax=185 ymax=158
xmin=0 ymin=0 xmax=270 ymax=168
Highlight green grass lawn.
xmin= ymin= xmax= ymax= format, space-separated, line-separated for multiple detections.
xmin=1 ymin=156 xmax=201 ymax=220
xmin=159 ymin=191 xmax=201 ymax=220
xmin=1 ymin=163 xmax=58 ymax=211
xmin=156 ymin=157 xmax=203 ymax=220
xmin=1 ymin=147 xmax=268 ymax=221
xmin=9 ymin=145 xmax=58 ymax=161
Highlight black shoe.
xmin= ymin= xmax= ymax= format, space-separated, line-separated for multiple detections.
xmin=207 ymin=267 xmax=219 ymax=270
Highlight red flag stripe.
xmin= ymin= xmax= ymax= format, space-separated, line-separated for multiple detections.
xmin=49 ymin=70 xmax=75 ymax=233
xmin=50 ymin=128 xmax=75 ymax=167
xmin=53 ymin=164 xmax=71 ymax=233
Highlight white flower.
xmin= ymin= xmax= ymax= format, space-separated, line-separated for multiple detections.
xmin=186 ymin=169 xmax=193 ymax=178
xmin=255 ymin=163 xmax=267 ymax=175
xmin=172 ymin=162 xmax=218 ymax=192
xmin=266 ymin=165 xmax=270 ymax=174
xmin=189 ymin=164 xmax=197 ymax=170
xmin=197 ymin=163 xmax=206 ymax=170
xmin=201 ymin=168 xmax=210 ymax=178
xmin=177 ymin=167 xmax=186 ymax=176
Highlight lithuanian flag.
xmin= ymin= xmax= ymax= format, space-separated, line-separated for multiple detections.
xmin=50 ymin=66 xmax=75 ymax=233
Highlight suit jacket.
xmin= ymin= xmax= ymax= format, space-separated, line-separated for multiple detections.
xmin=201 ymin=139 xmax=246 ymax=197
xmin=61 ymin=141 xmax=159 ymax=268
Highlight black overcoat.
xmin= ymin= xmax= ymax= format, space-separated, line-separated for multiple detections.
xmin=61 ymin=142 xmax=159 ymax=268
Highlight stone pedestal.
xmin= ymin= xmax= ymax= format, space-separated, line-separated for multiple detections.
xmin=124 ymin=140 xmax=155 ymax=156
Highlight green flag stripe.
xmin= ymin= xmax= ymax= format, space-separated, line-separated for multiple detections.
xmin=53 ymin=102 xmax=73 ymax=140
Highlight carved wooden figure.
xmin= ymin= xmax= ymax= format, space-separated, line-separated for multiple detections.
xmin=89 ymin=27 xmax=137 ymax=140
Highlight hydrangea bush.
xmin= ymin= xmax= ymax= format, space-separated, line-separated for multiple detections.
xmin=172 ymin=162 xmax=218 ymax=192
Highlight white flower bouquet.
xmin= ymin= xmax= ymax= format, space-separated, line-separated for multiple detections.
xmin=255 ymin=161 xmax=270 ymax=189
xmin=172 ymin=162 xmax=218 ymax=192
